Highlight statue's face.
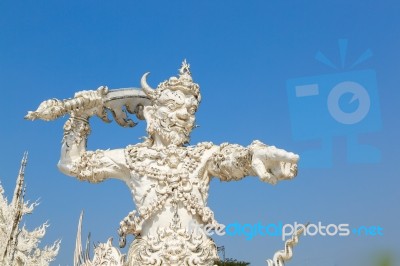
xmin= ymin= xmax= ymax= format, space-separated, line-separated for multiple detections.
xmin=147 ymin=89 xmax=199 ymax=146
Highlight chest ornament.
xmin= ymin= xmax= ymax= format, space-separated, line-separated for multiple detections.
xmin=119 ymin=143 xmax=218 ymax=248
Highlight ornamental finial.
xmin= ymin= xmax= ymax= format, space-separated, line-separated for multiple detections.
xmin=179 ymin=59 xmax=192 ymax=81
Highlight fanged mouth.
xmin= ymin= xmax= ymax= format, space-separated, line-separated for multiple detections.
xmin=160 ymin=120 xmax=190 ymax=132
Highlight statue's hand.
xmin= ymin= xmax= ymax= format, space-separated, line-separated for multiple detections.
xmin=71 ymin=86 xmax=108 ymax=119
xmin=25 ymin=86 xmax=109 ymax=121
xmin=250 ymin=140 xmax=299 ymax=185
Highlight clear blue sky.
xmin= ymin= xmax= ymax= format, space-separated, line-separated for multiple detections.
xmin=0 ymin=1 xmax=399 ymax=265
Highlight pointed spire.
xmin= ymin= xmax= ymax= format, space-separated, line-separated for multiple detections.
xmin=4 ymin=152 xmax=28 ymax=262
xmin=0 ymin=153 xmax=60 ymax=265
xmin=74 ymin=210 xmax=92 ymax=266
xmin=11 ymin=151 xmax=28 ymax=209
xmin=74 ymin=210 xmax=84 ymax=266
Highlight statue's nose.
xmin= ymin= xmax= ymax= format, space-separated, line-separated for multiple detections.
xmin=176 ymin=108 xmax=189 ymax=121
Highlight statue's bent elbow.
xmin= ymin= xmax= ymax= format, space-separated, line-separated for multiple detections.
xmin=57 ymin=160 xmax=75 ymax=177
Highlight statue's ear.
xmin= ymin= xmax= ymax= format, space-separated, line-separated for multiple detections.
xmin=143 ymin=105 xmax=154 ymax=121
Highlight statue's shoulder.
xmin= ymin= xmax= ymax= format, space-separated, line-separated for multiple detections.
xmin=125 ymin=143 xmax=143 ymax=152
xmin=187 ymin=141 xmax=214 ymax=150
xmin=124 ymin=143 xmax=152 ymax=170
xmin=186 ymin=142 xmax=218 ymax=159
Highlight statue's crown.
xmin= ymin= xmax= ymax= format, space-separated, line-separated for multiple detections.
xmin=141 ymin=60 xmax=201 ymax=101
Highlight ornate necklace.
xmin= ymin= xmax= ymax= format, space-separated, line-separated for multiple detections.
xmin=125 ymin=142 xmax=212 ymax=181
xmin=119 ymin=142 xmax=219 ymax=245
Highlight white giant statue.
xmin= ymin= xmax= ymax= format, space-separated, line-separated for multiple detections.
xmin=26 ymin=61 xmax=300 ymax=266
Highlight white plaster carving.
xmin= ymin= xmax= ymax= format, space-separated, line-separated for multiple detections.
xmin=0 ymin=153 xmax=60 ymax=266
xmin=266 ymin=224 xmax=308 ymax=266
xmin=27 ymin=60 xmax=301 ymax=265
xmin=74 ymin=212 xmax=125 ymax=266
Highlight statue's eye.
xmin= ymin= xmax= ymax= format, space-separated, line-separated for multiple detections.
xmin=188 ymin=107 xmax=196 ymax=114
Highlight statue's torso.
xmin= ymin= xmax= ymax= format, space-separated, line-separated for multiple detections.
xmin=123 ymin=142 xmax=219 ymax=265
xmin=124 ymin=142 xmax=220 ymax=233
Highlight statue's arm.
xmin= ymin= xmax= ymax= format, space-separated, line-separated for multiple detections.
xmin=207 ymin=143 xmax=254 ymax=181
xmin=57 ymin=116 xmax=130 ymax=183
xmin=207 ymin=141 xmax=299 ymax=184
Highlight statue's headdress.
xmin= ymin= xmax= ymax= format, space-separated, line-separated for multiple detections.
xmin=141 ymin=60 xmax=201 ymax=102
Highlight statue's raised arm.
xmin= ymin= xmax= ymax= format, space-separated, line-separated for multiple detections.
xmin=25 ymin=85 xmax=150 ymax=183
xmin=56 ymin=91 xmax=128 ymax=183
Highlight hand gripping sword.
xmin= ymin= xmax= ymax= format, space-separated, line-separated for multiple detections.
xmin=25 ymin=86 xmax=151 ymax=127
